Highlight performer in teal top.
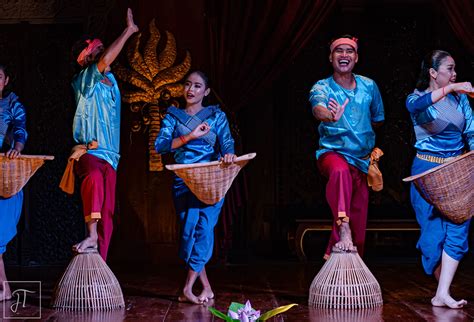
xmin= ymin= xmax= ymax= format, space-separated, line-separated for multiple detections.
xmin=310 ymin=73 xmax=384 ymax=173
xmin=72 ymin=60 xmax=121 ymax=170
xmin=70 ymin=8 xmax=138 ymax=261
xmin=407 ymin=50 xmax=473 ymax=309
xmin=309 ymin=35 xmax=384 ymax=259
xmin=155 ymin=70 xmax=236 ymax=304
xmin=0 ymin=64 xmax=27 ymax=301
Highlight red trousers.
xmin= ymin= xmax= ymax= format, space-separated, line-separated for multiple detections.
xmin=317 ymin=152 xmax=369 ymax=258
xmin=75 ymin=153 xmax=117 ymax=260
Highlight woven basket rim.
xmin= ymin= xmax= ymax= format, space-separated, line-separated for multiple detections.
xmin=165 ymin=153 xmax=256 ymax=170
xmin=403 ymin=151 xmax=472 ymax=182
xmin=0 ymin=154 xmax=54 ymax=160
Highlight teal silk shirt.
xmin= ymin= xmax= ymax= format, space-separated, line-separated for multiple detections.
xmin=155 ymin=105 xmax=235 ymax=164
xmin=72 ymin=64 xmax=121 ymax=170
xmin=309 ymin=74 xmax=385 ymax=173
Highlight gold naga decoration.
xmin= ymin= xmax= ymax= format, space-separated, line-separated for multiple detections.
xmin=114 ymin=19 xmax=191 ymax=171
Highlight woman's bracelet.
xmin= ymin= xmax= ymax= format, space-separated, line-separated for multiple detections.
xmin=442 ymin=86 xmax=446 ymax=97
xmin=179 ymin=135 xmax=187 ymax=145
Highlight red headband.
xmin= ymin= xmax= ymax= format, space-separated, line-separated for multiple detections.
xmin=330 ymin=37 xmax=358 ymax=52
xmin=76 ymin=39 xmax=103 ymax=66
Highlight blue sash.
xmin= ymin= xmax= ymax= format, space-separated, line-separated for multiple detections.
xmin=168 ymin=105 xmax=217 ymax=147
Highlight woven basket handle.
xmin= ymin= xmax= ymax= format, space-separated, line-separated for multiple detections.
xmin=165 ymin=152 xmax=256 ymax=170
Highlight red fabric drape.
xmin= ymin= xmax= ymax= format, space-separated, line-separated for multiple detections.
xmin=441 ymin=0 xmax=474 ymax=55
xmin=206 ymin=0 xmax=336 ymax=112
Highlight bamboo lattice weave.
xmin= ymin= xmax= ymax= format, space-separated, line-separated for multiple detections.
xmin=52 ymin=249 xmax=124 ymax=311
xmin=165 ymin=153 xmax=256 ymax=205
xmin=0 ymin=154 xmax=54 ymax=198
xmin=403 ymin=151 xmax=473 ymax=224
xmin=309 ymin=248 xmax=383 ymax=309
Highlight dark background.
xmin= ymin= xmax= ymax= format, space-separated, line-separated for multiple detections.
xmin=1 ymin=0 xmax=472 ymax=267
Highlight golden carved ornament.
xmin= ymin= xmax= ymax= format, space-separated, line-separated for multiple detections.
xmin=115 ymin=19 xmax=191 ymax=171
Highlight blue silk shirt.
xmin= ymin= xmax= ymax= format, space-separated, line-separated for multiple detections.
xmin=155 ymin=105 xmax=235 ymax=164
xmin=406 ymin=90 xmax=473 ymax=157
xmin=309 ymin=74 xmax=385 ymax=173
xmin=72 ymin=64 xmax=121 ymax=170
xmin=0 ymin=92 xmax=27 ymax=150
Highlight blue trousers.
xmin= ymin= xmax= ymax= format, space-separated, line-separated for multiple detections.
xmin=172 ymin=176 xmax=224 ymax=273
xmin=411 ymin=157 xmax=471 ymax=275
xmin=0 ymin=190 xmax=23 ymax=254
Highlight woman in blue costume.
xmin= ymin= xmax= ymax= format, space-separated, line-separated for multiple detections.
xmin=155 ymin=71 xmax=236 ymax=304
xmin=407 ymin=50 xmax=473 ymax=309
xmin=0 ymin=64 xmax=27 ymax=301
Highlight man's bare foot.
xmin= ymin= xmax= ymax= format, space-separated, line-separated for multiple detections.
xmin=334 ymin=222 xmax=356 ymax=252
xmin=178 ymin=288 xmax=202 ymax=304
xmin=432 ymin=294 xmax=467 ymax=309
xmin=197 ymin=288 xmax=214 ymax=303
xmin=72 ymin=236 xmax=98 ymax=253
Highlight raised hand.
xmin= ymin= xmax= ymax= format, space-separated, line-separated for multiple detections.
xmin=190 ymin=122 xmax=211 ymax=139
xmin=126 ymin=8 xmax=139 ymax=33
xmin=328 ymin=98 xmax=349 ymax=122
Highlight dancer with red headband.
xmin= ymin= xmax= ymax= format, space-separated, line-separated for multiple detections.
xmin=68 ymin=8 xmax=138 ymax=260
xmin=309 ymin=35 xmax=385 ymax=259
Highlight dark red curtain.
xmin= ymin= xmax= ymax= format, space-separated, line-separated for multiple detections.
xmin=441 ymin=0 xmax=474 ymax=55
xmin=206 ymin=0 xmax=336 ymax=257
xmin=206 ymin=0 xmax=336 ymax=112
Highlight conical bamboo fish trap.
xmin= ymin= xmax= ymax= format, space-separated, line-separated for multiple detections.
xmin=309 ymin=248 xmax=383 ymax=309
xmin=52 ymin=248 xmax=125 ymax=311
xmin=165 ymin=153 xmax=256 ymax=205
xmin=403 ymin=151 xmax=473 ymax=224
xmin=0 ymin=154 xmax=54 ymax=198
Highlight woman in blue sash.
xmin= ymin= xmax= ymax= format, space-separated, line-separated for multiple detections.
xmin=155 ymin=71 xmax=236 ymax=304
xmin=0 ymin=64 xmax=27 ymax=301
xmin=407 ymin=50 xmax=473 ymax=309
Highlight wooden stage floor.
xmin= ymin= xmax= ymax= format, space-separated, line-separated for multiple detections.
xmin=2 ymin=255 xmax=474 ymax=321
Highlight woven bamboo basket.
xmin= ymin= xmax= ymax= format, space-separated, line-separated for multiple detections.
xmin=165 ymin=153 xmax=256 ymax=205
xmin=309 ymin=247 xmax=383 ymax=309
xmin=403 ymin=151 xmax=473 ymax=224
xmin=51 ymin=248 xmax=125 ymax=311
xmin=0 ymin=154 xmax=54 ymax=198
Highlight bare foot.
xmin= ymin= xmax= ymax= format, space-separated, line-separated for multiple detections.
xmin=178 ymin=288 xmax=202 ymax=304
xmin=72 ymin=236 xmax=98 ymax=253
xmin=197 ymin=288 xmax=214 ymax=303
xmin=432 ymin=295 xmax=467 ymax=309
xmin=334 ymin=222 xmax=356 ymax=252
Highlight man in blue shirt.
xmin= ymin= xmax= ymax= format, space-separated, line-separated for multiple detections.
xmin=70 ymin=9 xmax=138 ymax=260
xmin=309 ymin=35 xmax=384 ymax=259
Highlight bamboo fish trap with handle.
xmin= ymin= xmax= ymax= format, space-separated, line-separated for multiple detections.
xmin=1 ymin=154 xmax=54 ymax=198
xmin=165 ymin=153 xmax=256 ymax=205
xmin=403 ymin=151 xmax=473 ymax=224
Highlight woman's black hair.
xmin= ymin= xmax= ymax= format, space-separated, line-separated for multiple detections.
xmin=184 ymin=70 xmax=210 ymax=88
xmin=416 ymin=50 xmax=451 ymax=91
xmin=0 ymin=63 xmax=11 ymax=96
